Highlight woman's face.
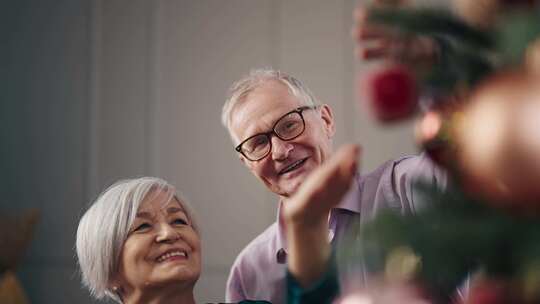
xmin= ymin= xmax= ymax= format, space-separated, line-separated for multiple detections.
xmin=114 ymin=190 xmax=201 ymax=292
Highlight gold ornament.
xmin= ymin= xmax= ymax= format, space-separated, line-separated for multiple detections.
xmin=453 ymin=0 xmax=539 ymax=28
xmin=455 ymin=71 xmax=540 ymax=210
xmin=452 ymin=0 xmax=500 ymax=28
xmin=385 ymin=246 xmax=422 ymax=283
xmin=525 ymin=38 xmax=540 ymax=75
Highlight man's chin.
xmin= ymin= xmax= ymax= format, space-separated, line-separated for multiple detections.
xmin=267 ymin=167 xmax=313 ymax=196
xmin=275 ymin=179 xmax=304 ymax=198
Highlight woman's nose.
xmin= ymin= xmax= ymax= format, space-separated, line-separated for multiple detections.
xmin=155 ymin=223 xmax=180 ymax=243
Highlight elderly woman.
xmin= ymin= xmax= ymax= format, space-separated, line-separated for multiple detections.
xmin=76 ymin=146 xmax=358 ymax=304
xmin=76 ymin=177 xmax=203 ymax=303
xmin=76 ymin=177 xmax=278 ymax=303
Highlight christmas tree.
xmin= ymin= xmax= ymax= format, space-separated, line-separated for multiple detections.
xmin=347 ymin=1 xmax=540 ymax=303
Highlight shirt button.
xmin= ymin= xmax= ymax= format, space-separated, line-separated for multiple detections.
xmin=276 ymin=248 xmax=287 ymax=264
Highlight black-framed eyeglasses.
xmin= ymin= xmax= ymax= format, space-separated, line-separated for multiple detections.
xmin=235 ymin=105 xmax=318 ymax=161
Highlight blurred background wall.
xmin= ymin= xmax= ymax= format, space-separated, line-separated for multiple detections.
xmin=1 ymin=0 xmax=447 ymax=302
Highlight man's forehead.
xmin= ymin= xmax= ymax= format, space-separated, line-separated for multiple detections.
xmin=229 ymin=81 xmax=304 ymax=142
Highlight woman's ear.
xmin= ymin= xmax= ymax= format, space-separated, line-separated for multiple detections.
xmin=108 ymin=276 xmax=122 ymax=294
xmin=108 ymin=281 xmax=124 ymax=300
xmin=318 ymin=104 xmax=336 ymax=138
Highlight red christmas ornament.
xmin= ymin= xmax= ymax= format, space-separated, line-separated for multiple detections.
xmin=463 ymin=278 xmax=513 ymax=304
xmin=460 ymin=275 xmax=538 ymax=304
xmin=358 ymin=63 xmax=418 ymax=123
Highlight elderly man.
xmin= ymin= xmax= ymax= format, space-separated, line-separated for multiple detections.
xmin=221 ymin=68 xmax=446 ymax=303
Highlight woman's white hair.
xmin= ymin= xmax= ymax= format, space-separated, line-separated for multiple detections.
xmin=221 ymin=68 xmax=319 ymax=137
xmin=75 ymin=177 xmax=199 ymax=303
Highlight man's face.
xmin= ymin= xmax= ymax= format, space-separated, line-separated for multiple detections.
xmin=229 ymin=80 xmax=335 ymax=198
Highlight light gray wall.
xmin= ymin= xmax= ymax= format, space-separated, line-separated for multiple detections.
xmin=1 ymin=0 xmax=447 ymax=303
xmin=1 ymin=0 xmax=95 ymax=302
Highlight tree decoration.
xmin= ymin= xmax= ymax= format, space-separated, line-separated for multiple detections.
xmin=454 ymin=71 xmax=540 ymax=210
xmin=462 ymin=277 xmax=515 ymax=304
xmin=452 ymin=0 xmax=540 ymax=29
xmin=336 ymin=278 xmax=430 ymax=304
xmin=358 ymin=63 xmax=418 ymax=122
xmin=525 ymin=38 xmax=540 ymax=73
xmin=452 ymin=0 xmax=500 ymax=29
xmin=414 ymin=97 xmax=463 ymax=170
xmin=348 ymin=2 xmax=540 ymax=303
xmin=348 ymin=183 xmax=540 ymax=303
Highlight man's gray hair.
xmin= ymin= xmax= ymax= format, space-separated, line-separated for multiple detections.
xmin=221 ymin=68 xmax=319 ymax=133
xmin=75 ymin=177 xmax=199 ymax=303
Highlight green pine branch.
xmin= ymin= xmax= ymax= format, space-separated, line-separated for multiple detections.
xmin=366 ymin=8 xmax=540 ymax=94
xmin=368 ymin=8 xmax=494 ymax=49
xmin=343 ymin=182 xmax=540 ymax=302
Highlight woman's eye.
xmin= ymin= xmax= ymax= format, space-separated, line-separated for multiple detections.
xmin=133 ymin=223 xmax=151 ymax=232
xmin=172 ymin=218 xmax=188 ymax=225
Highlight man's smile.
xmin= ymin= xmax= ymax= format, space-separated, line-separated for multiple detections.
xmin=278 ymin=157 xmax=308 ymax=176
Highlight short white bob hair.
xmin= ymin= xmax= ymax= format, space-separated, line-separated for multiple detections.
xmin=76 ymin=177 xmax=199 ymax=303
xmin=221 ymin=68 xmax=319 ymax=137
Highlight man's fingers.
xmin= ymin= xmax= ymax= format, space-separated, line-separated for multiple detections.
xmin=358 ymin=45 xmax=392 ymax=60
xmin=352 ymin=25 xmax=388 ymax=41
xmin=355 ymin=38 xmax=395 ymax=60
xmin=285 ymin=145 xmax=361 ymax=226
xmin=326 ymin=144 xmax=360 ymax=181
xmin=352 ymin=3 xmax=405 ymax=63
xmin=353 ymin=6 xmax=368 ymax=27
xmin=296 ymin=145 xmax=359 ymax=205
xmin=308 ymin=144 xmax=360 ymax=205
xmin=311 ymin=144 xmax=359 ymax=184
xmin=352 ymin=6 xmax=387 ymax=40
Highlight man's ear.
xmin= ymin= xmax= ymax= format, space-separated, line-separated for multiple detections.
xmin=319 ymin=104 xmax=336 ymax=138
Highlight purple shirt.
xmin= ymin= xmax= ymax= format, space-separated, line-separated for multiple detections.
xmin=226 ymin=154 xmax=447 ymax=303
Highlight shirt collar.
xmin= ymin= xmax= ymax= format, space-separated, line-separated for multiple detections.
xmin=335 ymin=173 xmax=362 ymax=213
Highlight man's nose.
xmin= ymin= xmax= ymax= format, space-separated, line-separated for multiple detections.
xmin=155 ymin=223 xmax=180 ymax=243
xmin=270 ymin=136 xmax=293 ymax=161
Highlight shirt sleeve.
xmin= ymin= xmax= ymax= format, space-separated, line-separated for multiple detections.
xmin=286 ymin=255 xmax=339 ymax=304
xmin=226 ymin=259 xmax=247 ymax=302
xmin=358 ymin=153 xmax=449 ymax=223
xmin=386 ymin=153 xmax=448 ymax=214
